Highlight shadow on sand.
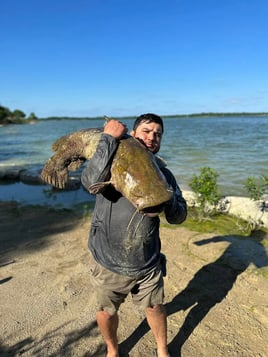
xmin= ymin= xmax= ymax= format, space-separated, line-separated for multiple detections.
xmin=119 ymin=230 xmax=268 ymax=357
xmin=0 ymin=201 xmax=86 ymax=266
xmin=0 ymin=321 xmax=104 ymax=357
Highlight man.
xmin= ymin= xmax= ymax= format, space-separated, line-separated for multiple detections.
xmin=81 ymin=113 xmax=187 ymax=357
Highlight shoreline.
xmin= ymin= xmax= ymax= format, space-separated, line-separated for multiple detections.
xmin=2 ymin=111 xmax=268 ymax=124
xmin=0 ymin=183 xmax=267 ymax=229
xmin=0 ymin=165 xmax=267 ymax=228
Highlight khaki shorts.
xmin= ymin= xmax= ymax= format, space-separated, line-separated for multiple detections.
xmin=88 ymin=254 xmax=164 ymax=315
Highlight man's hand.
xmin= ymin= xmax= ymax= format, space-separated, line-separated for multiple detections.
xmin=104 ymin=119 xmax=128 ymax=139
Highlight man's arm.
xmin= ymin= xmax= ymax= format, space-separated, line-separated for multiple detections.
xmin=162 ymin=168 xmax=187 ymax=224
xmin=81 ymin=119 xmax=128 ymax=190
xmin=81 ymin=133 xmax=119 ymax=189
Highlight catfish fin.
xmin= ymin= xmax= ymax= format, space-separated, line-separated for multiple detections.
xmin=68 ymin=159 xmax=85 ymax=171
xmin=88 ymin=181 xmax=112 ymax=194
xmin=104 ymin=115 xmax=111 ymax=123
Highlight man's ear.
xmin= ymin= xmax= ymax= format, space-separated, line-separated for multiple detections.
xmin=130 ymin=130 xmax=135 ymax=137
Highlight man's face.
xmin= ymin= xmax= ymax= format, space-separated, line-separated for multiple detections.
xmin=130 ymin=121 xmax=163 ymax=154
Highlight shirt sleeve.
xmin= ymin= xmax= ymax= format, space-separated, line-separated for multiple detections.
xmin=161 ymin=167 xmax=187 ymax=224
xmin=81 ymin=133 xmax=119 ymax=190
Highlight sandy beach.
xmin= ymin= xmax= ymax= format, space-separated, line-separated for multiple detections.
xmin=0 ymin=201 xmax=267 ymax=356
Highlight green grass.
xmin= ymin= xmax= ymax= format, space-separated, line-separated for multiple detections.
xmin=161 ymin=207 xmax=268 ymax=237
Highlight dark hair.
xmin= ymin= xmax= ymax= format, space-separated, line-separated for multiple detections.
xmin=133 ymin=113 xmax=164 ymax=133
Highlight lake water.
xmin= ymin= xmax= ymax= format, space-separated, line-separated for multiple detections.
xmin=0 ymin=116 xmax=267 ymax=206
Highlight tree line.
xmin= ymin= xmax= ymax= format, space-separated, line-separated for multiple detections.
xmin=0 ymin=105 xmax=38 ymax=125
xmin=1 ymin=103 xmax=268 ymax=125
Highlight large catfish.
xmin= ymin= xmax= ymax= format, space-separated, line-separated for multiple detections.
xmin=41 ymin=124 xmax=173 ymax=212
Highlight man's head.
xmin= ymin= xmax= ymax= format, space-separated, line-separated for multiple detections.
xmin=130 ymin=113 xmax=164 ymax=154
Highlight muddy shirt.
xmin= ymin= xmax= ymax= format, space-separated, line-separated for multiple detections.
xmin=81 ymin=133 xmax=187 ymax=277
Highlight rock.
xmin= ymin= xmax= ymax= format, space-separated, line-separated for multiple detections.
xmin=64 ymin=176 xmax=81 ymax=190
xmin=0 ymin=166 xmax=82 ymax=189
xmin=182 ymin=189 xmax=268 ymax=229
xmin=19 ymin=169 xmax=44 ymax=185
xmin=0 ymin=168 xmax=6 ymax=179
xmin=224 ymin=196 xmax=268 ymax=228
xmin=0 ymin=167 xmax=23 ymax=180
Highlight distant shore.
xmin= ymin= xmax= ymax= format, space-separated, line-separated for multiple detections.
xmin=1 ymin=111 xmax=268 ymax=125
xmin=39 ymin=112 xmax=268 ymax=121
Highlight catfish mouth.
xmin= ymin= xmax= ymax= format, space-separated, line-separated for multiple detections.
xmin=133 ymin=137 xmax=149 ymax=150
xmin=133 ymin=136 xmax=160 ymax=154
xmin=141 ymin=203 xmax=165 ymax=217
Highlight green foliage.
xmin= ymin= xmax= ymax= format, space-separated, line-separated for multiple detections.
xmin=244 ymin=175 xmax=268 ymax=201
xmin=28 ymin=112 xmax=38 ymax=120
xmin=161 ymin=206 xmax=268 ymax=236
xmin=12 ymin=109 xmax=26 ymax=120
xmin=0 ymin=104 xmax=38 ymax=124
xmin=0 ymin=105 xmax=12 ymax=122
xmin=179 ymin=207 xmax=252 ymax=235
xmin=189 ymin=167 xmax=221 ymax=216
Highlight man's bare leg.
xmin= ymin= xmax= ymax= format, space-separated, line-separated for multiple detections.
xmin=96 ymin=310 xmax=119 ymax=357
xmin=146 ymin=304 xmax=169 ymax=357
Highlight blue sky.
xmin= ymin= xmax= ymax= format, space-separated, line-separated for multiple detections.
xmin=1 ymin=0 xmax=268 ymax=117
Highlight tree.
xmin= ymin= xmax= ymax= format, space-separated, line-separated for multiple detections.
xmin=27 ymin=112 xmax=38 ymax=120
xmin=0 ymin=105 xmax=12 ymax=123
xmin=12 ymin=109 xmax=26 ymax=121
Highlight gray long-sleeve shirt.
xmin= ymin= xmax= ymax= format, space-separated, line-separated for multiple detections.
xmin=81 ymin=133 xmax=187 ymax=277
